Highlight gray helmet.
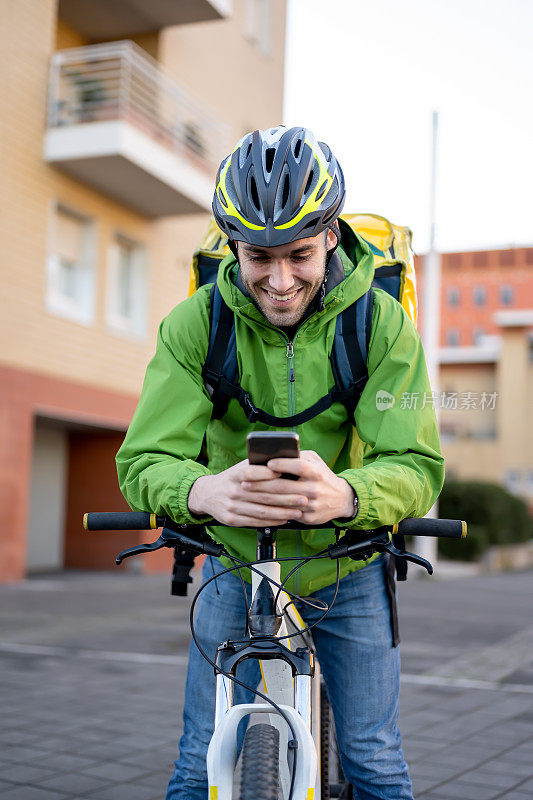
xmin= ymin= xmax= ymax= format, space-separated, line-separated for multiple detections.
xmin=212 ymin=125 xmax=345 ymax=247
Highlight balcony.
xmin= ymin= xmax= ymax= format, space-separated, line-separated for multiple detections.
xmin=44 ymin=42 xmax=229 ymax=217
xmin=57 ymin=0 xmax=231 ymax=40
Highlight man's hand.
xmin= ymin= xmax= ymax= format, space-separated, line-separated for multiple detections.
xmin=187 ymin=460 xmax=307 ymax=527
xmin=241 ymin=450 xmax=356 ymax=525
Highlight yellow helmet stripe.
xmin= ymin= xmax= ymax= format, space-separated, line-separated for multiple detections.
xmin=216 ymin=156 xmax=265 ymax=232
xmin=274 ymin=141 xmax=333 ymax=231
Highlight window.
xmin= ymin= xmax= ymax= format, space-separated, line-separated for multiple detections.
xmin=246 ymin=0 xmax=271 ymax=56
xmin=439 ymin=421 xmax=458 ymax=443
xmin=499 ymin=285 xmax=514 ymax=306
xmin=498 ymin=249 xmax=514 ymax=265
xmin=473 ymin=327 xmax=486 ymax=344
xmin=46 ymin=204 xmax=96 ymax=324
xmin=504 ymin=469 xmax=522 ymax=496
xmin=473 ymin=251 xmax=488 ymax=267
xmin=106 ymin=234 xmax=147 ymax=338
xmin=472 ymin=285 xmax=487 ymax=306
xmin=446 ymin=329 xmax=460 ymax=346
xmin=447 ymin=287 xmax=460 ymax=307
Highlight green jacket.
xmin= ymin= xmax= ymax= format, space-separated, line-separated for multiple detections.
xmin=116 ymin=227 xmax=444 ymax=595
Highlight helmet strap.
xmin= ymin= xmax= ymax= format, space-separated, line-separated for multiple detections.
xmin=228 ymin=239 xmax=239 ymax=260
xmin=319 ymin=222 xmax=341 ymax=310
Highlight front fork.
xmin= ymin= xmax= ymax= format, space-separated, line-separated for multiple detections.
xmin=209 ymin=544 xmax=320 ymax=799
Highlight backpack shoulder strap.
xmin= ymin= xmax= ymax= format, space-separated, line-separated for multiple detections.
xmin=203 ymin=285 xmax=374 ymax=428
xmin=203 ymin=284 xmax=237 ymax=418
xmin=330 ymin=288 xmax=374 ymax=416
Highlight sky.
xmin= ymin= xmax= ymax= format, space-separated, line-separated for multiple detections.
xmin=284 ymin=0 xmax=533 ymax=254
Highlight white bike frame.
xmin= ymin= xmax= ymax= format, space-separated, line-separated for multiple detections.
xmin=206 ymin=557 xmax=323 ymax=800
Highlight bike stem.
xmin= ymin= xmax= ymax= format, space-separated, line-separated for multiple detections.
xmin=249 ymin=527 xmax=283 ymax=638
xmin=257 ymin=526 xmax=277 ymax=561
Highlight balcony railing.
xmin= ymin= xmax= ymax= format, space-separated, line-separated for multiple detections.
xmin=47 ymin=41 xmax=228 ymax=177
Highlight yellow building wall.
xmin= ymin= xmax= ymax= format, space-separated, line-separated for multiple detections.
xmin=439 ymin=332 xmax=533 ymax=506
xmin=56 ymin=17 xmax=86 ymax=49
xmin=159 ymin=0 xmax=287 ymax=145
xmin=439 ymin=362 xmax=501 ymax=482
xmin=0 ymin=0 xmax=287 ymax=398
xmin=496 ymin=329 xmax=531 ymax=481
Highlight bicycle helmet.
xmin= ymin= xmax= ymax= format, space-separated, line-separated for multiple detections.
xmin=212 ymin=125 xmax=345 ymax=247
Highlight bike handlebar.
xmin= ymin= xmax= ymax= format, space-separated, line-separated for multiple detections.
xmin=84 ymin=512 xmax=467 ymax=539
xmin=395 ymin=517 xmax=466 ymax=539
xmin=83 ymin=512 xmax=160 ymax=531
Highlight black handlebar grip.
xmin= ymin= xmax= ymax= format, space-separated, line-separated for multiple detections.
xmin=397 ymin=518 xmax=467 ymax=539
xmin=83 ymin=512 xmax=160 ymax=531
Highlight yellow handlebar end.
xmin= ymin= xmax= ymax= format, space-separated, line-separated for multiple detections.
xmin=461 ymin=521 xmax=468 ymax=538
xmin=392 ymin=523 xmax=399 ymax=535
xmin=150 ymin=513 xmax=157 ymax=529
xmin=83 ymin=513 xmax=88 ymax=531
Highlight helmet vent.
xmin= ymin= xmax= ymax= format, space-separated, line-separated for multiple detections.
xmin=323 ymin=204 xmax=339 ymax=225
xmin=227 ymin=221 xmax=239 ymax=233
xmin=250 ymin=174 xmax=261 ymax=212
xmin=294 ymin=137 xmax=302 ymax=159
xmin=281 ymin=173 xmax=290 ymax=208
xmin=246 ymin=141 xmax=253 ymax=158
xmin=265 ymin=148 xmax=275 ymax=173
xmin=315 ymin=180 xmax=328 ymax=201
xmin=303 ymin=216 xmax=319 ymax=231
xmin=304 ymin=170 xmax=314 ymax=195
xmin=217 ymin=188 xmax=227 ymax=208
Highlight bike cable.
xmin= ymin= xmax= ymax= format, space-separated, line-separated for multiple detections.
xmin=228 ymin=548 xmax=341 ymax=646
xmin=189 ymin=559 xmax=301 ymax=800
xmin=276 ymin=556 xmax=341 ymax=645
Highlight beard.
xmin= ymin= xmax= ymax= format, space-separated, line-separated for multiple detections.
xmin=240 ymin=254 xmax=327 ymax=329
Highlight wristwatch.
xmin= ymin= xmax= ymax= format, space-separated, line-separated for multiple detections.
xmin=352 ymin=491 xmax=359 ymax=519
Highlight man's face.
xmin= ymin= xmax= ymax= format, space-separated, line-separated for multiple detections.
xmin=237 ymin=229 xmax=337 ymax=328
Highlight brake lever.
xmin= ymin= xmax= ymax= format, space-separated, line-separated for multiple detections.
xmin=328 ymin=530 xmax=433 ymax=575
xmin=379 ymin=541 xmax=433 ymax=575
xmin=116 ymin=535 xmax=169 ymax=565
xmin=115 ymin=527 xmax=224 ymax=565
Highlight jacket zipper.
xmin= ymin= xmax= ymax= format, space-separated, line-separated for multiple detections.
xmin=285 ymin=338 xmax=301 ymax=593
xmin=286 ymin=340 xmax=296 ymax=416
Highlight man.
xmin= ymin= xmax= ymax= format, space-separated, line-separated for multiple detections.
xmin=116 ymin=125 xmax=444 ymax=799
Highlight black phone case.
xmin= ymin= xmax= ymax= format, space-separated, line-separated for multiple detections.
xmin=247 ymin=434 xmax=299 ymax=480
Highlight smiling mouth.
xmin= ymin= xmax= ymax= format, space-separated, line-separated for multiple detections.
xmin=262 ymin=287 xmax=302 ymax=303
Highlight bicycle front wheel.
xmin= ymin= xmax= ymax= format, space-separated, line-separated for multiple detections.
xmin=239 ymin=723 xmax=280 ymax=800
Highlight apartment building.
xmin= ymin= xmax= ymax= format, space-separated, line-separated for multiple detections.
xmin=417 ymin=246 xmax=533 ymax=347
xmin=417 ymin=249 xmax=533 ymax=508
xmin=0 ymin=0 xmax=287 ymax=582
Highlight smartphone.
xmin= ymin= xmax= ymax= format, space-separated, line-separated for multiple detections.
xmin=246 ymin=431 xmax=300 ymax=480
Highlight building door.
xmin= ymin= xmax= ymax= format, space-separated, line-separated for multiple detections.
xmin=27 ymin=420 xmax=68 ymax=571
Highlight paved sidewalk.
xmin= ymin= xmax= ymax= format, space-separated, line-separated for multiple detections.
xmin=0 ymin=565 xmax=532 ymax=799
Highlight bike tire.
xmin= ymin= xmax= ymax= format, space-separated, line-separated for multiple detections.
xmin=239 ymin=723 xmax=280 ymax=800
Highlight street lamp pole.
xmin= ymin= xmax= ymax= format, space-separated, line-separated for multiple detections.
xmin=416 ymin=110 xmax=441 ymax=563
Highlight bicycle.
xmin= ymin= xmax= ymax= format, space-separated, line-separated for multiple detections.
xmin=83 ymin=511 xmax=467 ymax=800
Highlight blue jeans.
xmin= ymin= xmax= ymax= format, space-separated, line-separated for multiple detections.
xmin=166 ymin=555 xmax=413 ymax=800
